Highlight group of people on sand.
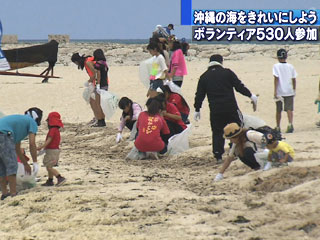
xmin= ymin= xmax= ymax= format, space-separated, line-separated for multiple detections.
xmin=0 ymin=26 xmax=299 ymax=200
xmin=0 ymin=108 xmax=65 ymax=200
xmin=193 ymin=49 xmax=296 ymax=181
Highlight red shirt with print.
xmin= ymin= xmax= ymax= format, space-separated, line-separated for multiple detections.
xmin=45 ymin=127 xmax=61 ymax=149
xmin=135 ymin=112 xmax=170 ymax=152
xmin=168 ymin=93 xmax=190 ymax=115
xmin=165 ymin=103 xmax=187 ymax=130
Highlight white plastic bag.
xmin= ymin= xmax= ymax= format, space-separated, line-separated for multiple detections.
xmin=82 ymin=82 xmax=95 ymax=103
xmin=254 ymin=149 xmax=269 ymax=168
xmin=100 ymin=91 xmax=119 ymax=120
xmin=139 ymin=57 xmax=154 ymax=89
xmin=242 ymin=114 xmax=266 ymax=129
xmin=167 ymin=124 xmax=192 ymax=155
xmin=126 ymin=146 xmax=146 ymax=160
xmin=16 ymin=162 xmax=36 ymax=190
xmin=164 ymin=80 xmax=182 ymax=94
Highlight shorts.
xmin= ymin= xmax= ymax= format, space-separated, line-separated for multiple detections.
xmin=276 ymin=96 xmax=294 ymax=112
xmin=0 ymin=133 xmax=18 ymax=177
xmin=149 ymin=79 xmax=164 ymax=90
xmin=43 ymin=149 xmax=60 ymax=168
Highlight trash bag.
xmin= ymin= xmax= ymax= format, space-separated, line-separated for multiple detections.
xmin=82 ymin=82 xmax=95 ymax=103
xmin=126 ymin=146 xmax=146 ymax=160
xmin=164 ymin=80 xmax=182 ymax=95
xmin=100 ymin=91 xmax=119 ymax=120
xmin=242 ymin=114 xmax=266 ymax=129
xmin=139 ymin=57 xmax=153 ymax=89
xmin=168 ymin=124 xmax=192 ymax=155
xmin=16 ymin=162 xmax=36 ymax=190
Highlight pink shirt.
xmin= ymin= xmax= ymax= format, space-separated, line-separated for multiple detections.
xmin=170 ymin=49 xmax=187 ymax=76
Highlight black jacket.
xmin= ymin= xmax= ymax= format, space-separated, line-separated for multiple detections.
xmin=194 ymin=65 xmax=252 ymax=113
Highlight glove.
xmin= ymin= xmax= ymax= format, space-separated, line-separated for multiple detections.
xmin=84 ymin=81 xmax=89 ymax=87
xmin=116 ymin=133 xmax=122 ymax=143
xmin=33 ymin=162 xmax=39 ymax=176
xmin=214 ymin=173 xmax=224 ymax=181
xmin=194 ymin=111 xmax=201 ymax=121
xmin=96 ymin=84 xmax=101 ymax=94
xmin=250 ymin=94 xmax=258 ymax=112
xmin=263 ymin=162 xmax=272 ymax=171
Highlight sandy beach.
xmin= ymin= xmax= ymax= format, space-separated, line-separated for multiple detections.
xmin=1 ymin=42 xmax=320 ymax=240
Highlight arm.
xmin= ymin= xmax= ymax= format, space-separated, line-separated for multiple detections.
xmin=15 ymin=143 xmax=31 ymax=174
xmin=162 ymin=111 xmax=182 ymax=121
xmin=292 ymin=78 xmax=296 ymax=92
xmin=132 ymin=104 xmax=142 ymax=121
xmin=219 ymin=156 xmax=235 ymax=174
xmin=86 ymin=61 xmax=96 ymax=83
xmin=274 ymin=76 xmax=279 ymax=98
xmin=230 ymin=70 xmax=252 ymax=97
xmin=279 ymin=152 xmax=290 ymax=163
xmin=37 ymin=136 xmax=52 ymax=151
xmin=194 ymin=77 xmax=206 ymax=111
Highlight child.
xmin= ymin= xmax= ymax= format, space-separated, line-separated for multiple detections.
xmin=146 ymin=42 xmax=168 ymax=98
xmin=154 ymin=93 xmax=186 ymax=143
xmin=168 ymin=40 xmax=187 ymax=87
xmin=37 ymin=112 xmax=66 ymax=186
xmin=117 ymin=97 xmax=142 ymax=143
xmin=134 ymin=98 xmax=170 ymax=156
xmin=264 ymin=135 xmax=295 ymax=171
xmin=159 ymin=85 xmax=190 ymax=124
xmin=273 ymin=49 xmax=297 ymax=133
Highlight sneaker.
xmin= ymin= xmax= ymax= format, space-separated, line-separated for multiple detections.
xmin=91 ymin=119 xmax=106 ymax=127
xmin=88 ymin=118 xmax=97 ymax=126
xmin=42 ymin=180 xmax=54 ymax=186
xmin=214 ymin=173 xmax=224 ymax=181
xmin=286 ymin=125 xmax=294 ymax=133
xmin=56 ymin=177 xmax=66 ymax=186
xmin=1 ymin=193 xmax=10 ymax=200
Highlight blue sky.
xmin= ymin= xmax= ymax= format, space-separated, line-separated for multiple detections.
xmin=0 ymin=0 xmax=319 ymax=40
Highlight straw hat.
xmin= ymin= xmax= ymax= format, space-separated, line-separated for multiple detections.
xmin=223 ymin=123 xmax=242 ymax=139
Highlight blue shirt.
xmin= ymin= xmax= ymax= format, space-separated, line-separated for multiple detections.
xmin=164 ymin=27 xmax=171 ymax=35
xmin=0 ymin=115 xmax=38 ymax=143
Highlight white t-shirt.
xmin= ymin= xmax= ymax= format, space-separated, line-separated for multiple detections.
xmin=273 ymin=62 xmax=297 ymax=97
xmin=150 ymin=54 xmax=168 ymax=80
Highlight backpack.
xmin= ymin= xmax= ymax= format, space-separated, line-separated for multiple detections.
xmin=249 ymin=125 xmax=283 ymax=144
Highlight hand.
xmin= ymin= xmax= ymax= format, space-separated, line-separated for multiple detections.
xmin=124 ymin=116 xmax=131 ymax=122
xmin=194 ymin=111 xmax=200 ymax=121
xmin=23 ymin=163 xmax=32 ymax=175
xmin=96 ymin=84 xmax=101 ymax=94
xmin=250 ymin=94 xmax=258 ymax=112
xmin=116 ymin=133 xmax=122 ymax=143
xmin=32 ymin=162 xmax=39 ymax=176
xmin=214 ymin=173 xmax=223 ymax=181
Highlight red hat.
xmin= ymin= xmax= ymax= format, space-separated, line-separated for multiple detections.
xmin=47 ymin=112 xmax=64 ymax=128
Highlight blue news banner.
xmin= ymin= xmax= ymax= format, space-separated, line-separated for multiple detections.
xmin=191 ymin=9 xmax=320 ymax=42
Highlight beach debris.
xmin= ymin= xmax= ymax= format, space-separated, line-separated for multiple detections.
xmin=229 ymin=215 xmax=250 ymax=224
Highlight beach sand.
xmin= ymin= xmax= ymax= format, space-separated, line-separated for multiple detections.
xmin=0 ymin=43 xmax=320 ymax=240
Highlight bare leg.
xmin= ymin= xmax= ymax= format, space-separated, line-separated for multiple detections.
xmin=0 ymin=177 xmax=8 ymax=195
xmin=287 ymin=110 xmax=293 ymax=124
xmin=47 ymin=167 xmax=59 ymax=178
xmin=7 ymin=175 xmax=17 ymax=196
xmin=90 ymin=98 xmax=99 ymax=120
xmin=276 ymin=111 xmax=281 ymax=128
xmin=95 ymin=94 xmax=105 ymax=119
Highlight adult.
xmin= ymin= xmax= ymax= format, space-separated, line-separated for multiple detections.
xmin=180 ymin=38 xmax=190 ymax=56
xmin=168 ymin=40 xmax=187 ymax=87
xmin=0 ymin=107 xmax=42 ymax=200
xmin=194 ymin=54 xmax=258 ymax=162
xmin=71 ymin=53 xmax=101 ymax=126
xmin=214 ymin=122 xmax=267 ymax=181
